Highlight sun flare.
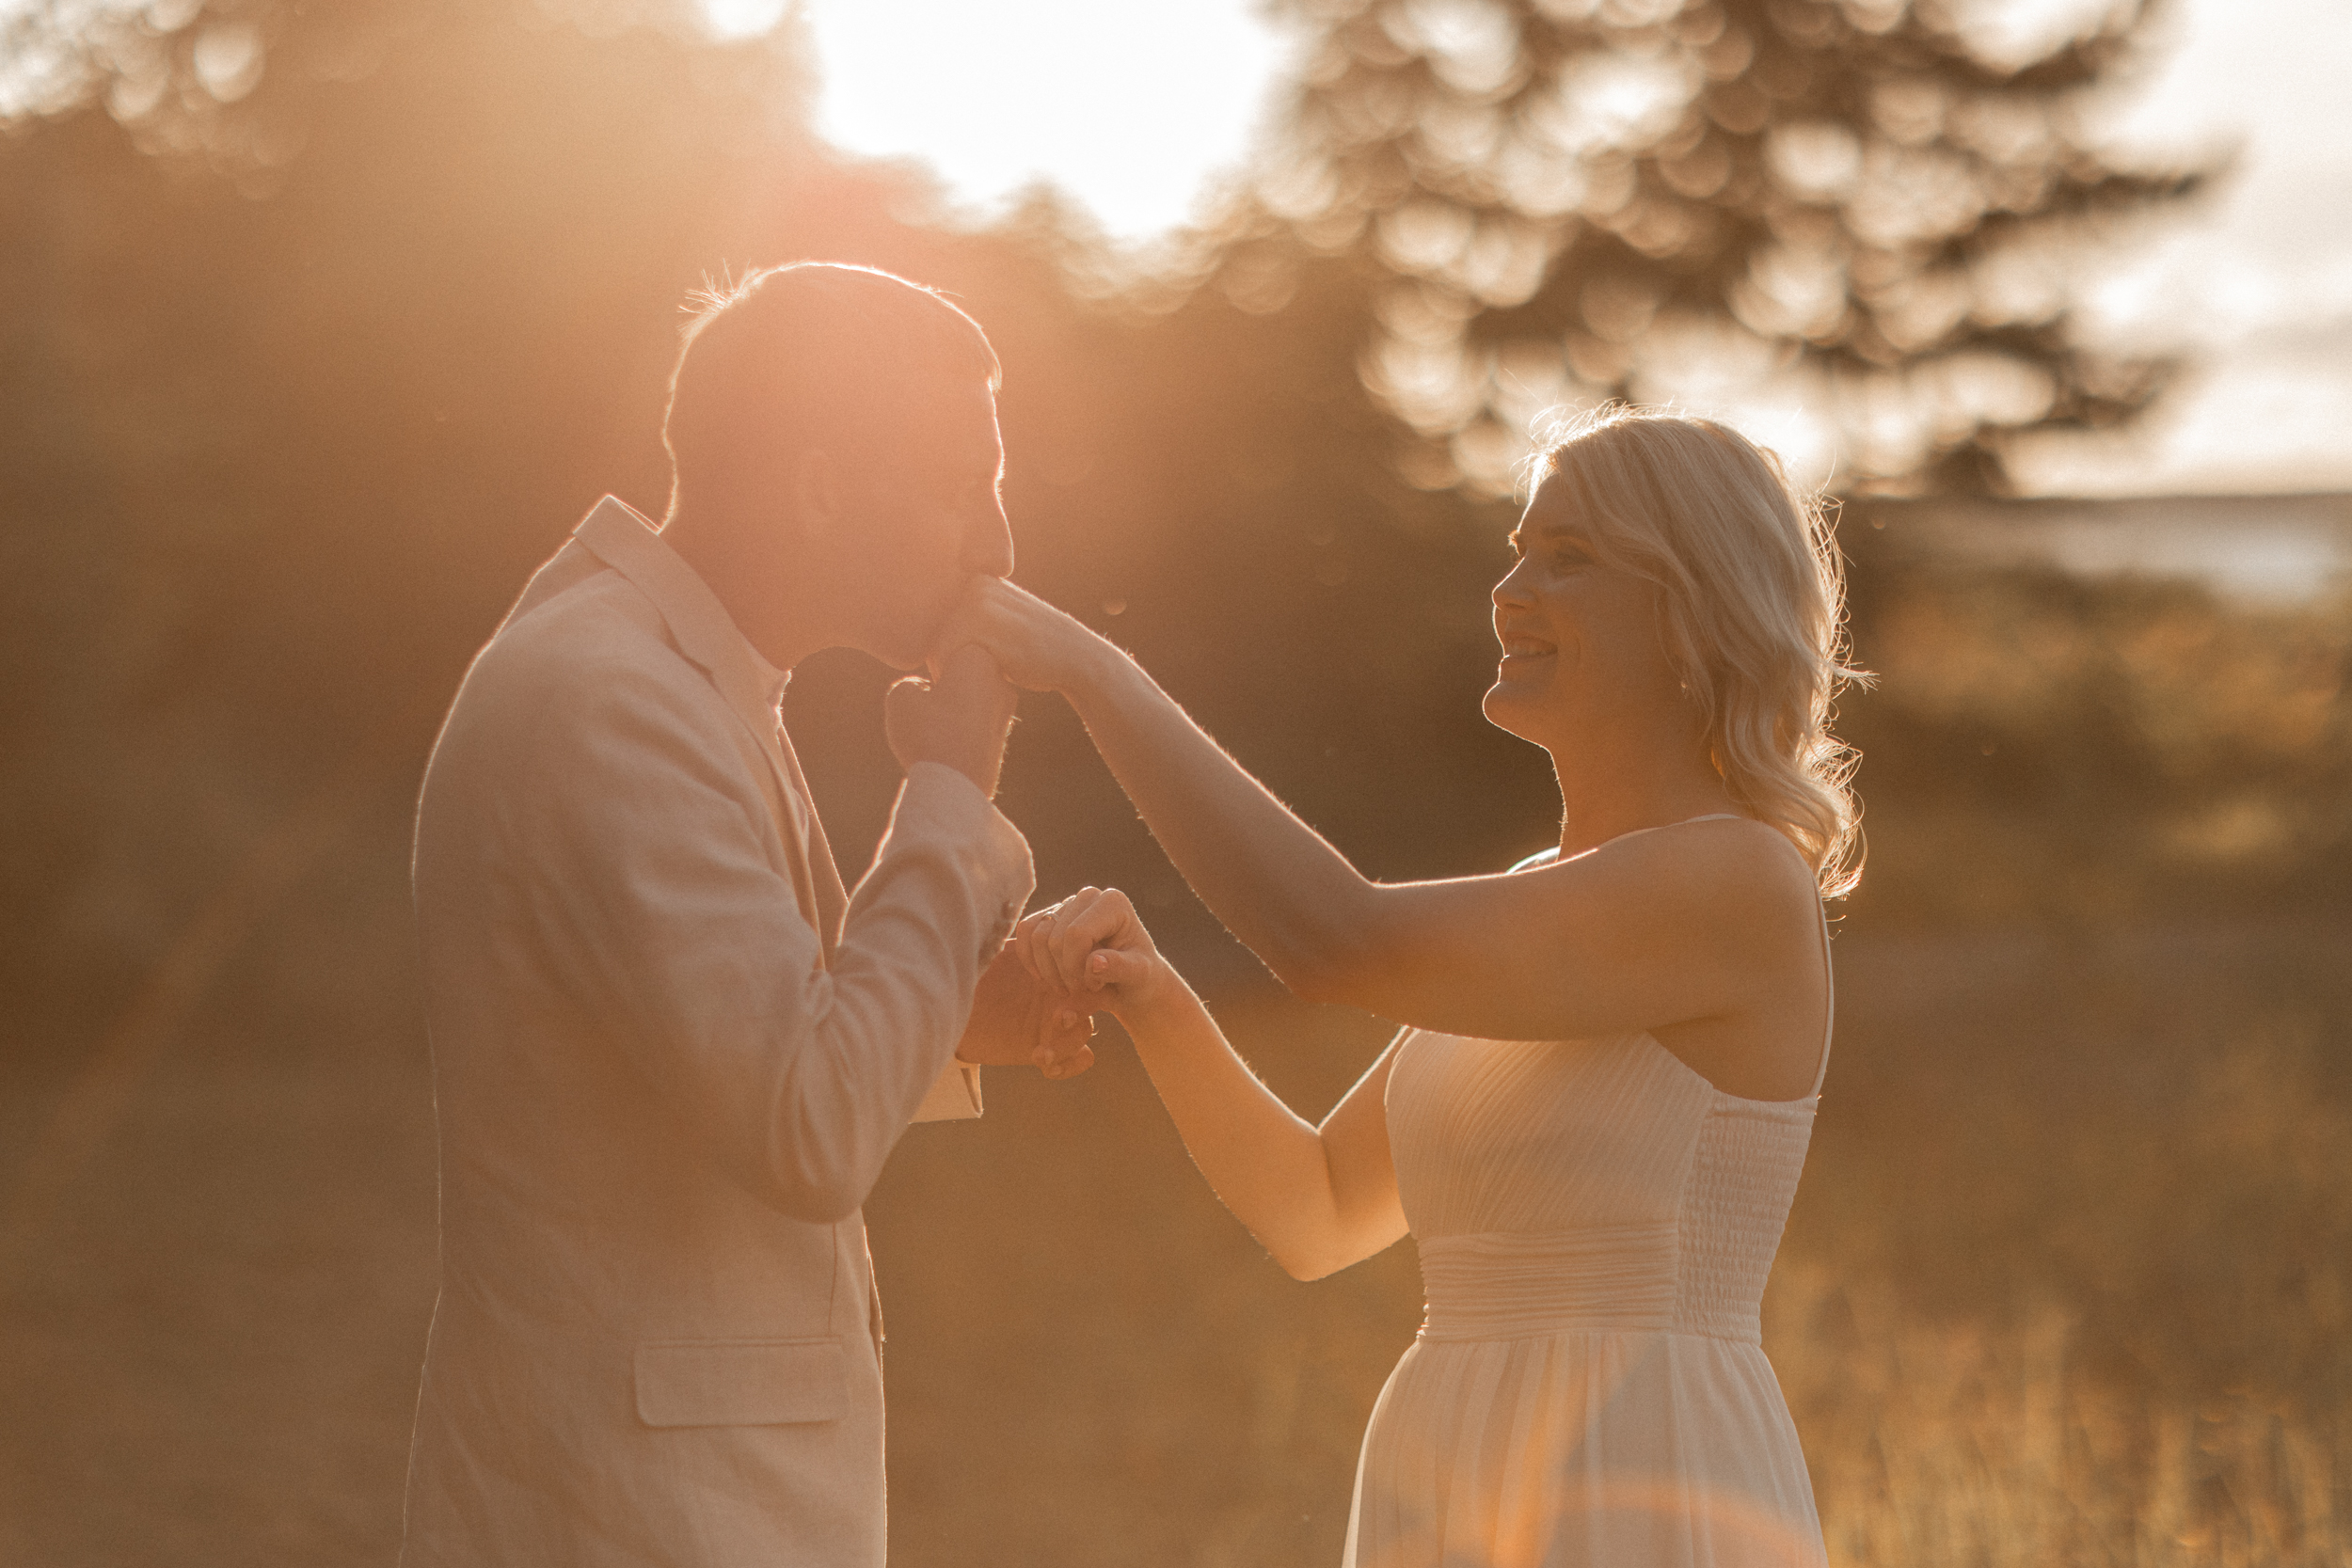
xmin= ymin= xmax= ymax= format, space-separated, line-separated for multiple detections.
xmin=706 ymin=0 xmax=1290 ymax=240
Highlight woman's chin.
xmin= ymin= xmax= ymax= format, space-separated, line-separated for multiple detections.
xmin=1480 ymin=682 xmax=1542 ymax=741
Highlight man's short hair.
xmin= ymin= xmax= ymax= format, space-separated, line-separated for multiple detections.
xmin=661 ymin=262 xmax=1002 ymax=514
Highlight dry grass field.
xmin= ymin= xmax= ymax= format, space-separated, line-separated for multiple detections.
xmin=3 ymin=798 xmax=2346 ymax=1566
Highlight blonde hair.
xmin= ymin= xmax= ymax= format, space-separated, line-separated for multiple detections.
xmin=1525 ymin=404 xmax=1866 ymax=896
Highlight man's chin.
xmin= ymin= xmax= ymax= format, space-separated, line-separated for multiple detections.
xmin=884 ymin=614 xmax=968 ymax=676
xmin=866 ymin=628 xmax=937 ymax=676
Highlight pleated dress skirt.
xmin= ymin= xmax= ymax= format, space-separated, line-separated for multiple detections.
xmin=1349 ymin=1023 xmax=1832 ymax=1568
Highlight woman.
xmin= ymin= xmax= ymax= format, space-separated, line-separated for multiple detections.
xmin=955 ymin=405 xmax=1861 ymax=1567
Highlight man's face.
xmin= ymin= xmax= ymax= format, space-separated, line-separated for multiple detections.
xmin=827 ymin=377 xmax=1012 ymax=670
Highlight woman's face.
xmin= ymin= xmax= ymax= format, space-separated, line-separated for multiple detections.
xmin=1481 ymin=479 xmax=1686 ymax=749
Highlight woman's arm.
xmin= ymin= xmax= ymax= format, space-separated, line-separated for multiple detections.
xmin=1022 ymin=891 xmax=1407 ymax=1281
xmin=946 ymin=582 xmax=1393 ymax=987
xmin=945 ymin=583 xmax=1817 ymax=1048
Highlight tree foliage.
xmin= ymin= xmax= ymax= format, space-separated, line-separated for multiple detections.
xmin=0 ymin=0 xmax=2322 ymax=1041
xmin=1242 ymin=0 xmax=2208 ymax=493
xmin=0 ymin=0 xmax=1555 ymax=1023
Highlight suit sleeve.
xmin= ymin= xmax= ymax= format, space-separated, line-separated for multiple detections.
xmin=513 ymin=666 xmax=1032 ymax=1223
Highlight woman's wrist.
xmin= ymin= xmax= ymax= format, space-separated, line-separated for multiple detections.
xmin=1106 ymin=956 xmax=1194 ymax=1033
xmin=1064 ymin=631 xmax=1146 ymax=721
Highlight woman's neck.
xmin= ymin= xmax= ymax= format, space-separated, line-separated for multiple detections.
xmin=1546 ymin=738 xmax=1736 ymax=862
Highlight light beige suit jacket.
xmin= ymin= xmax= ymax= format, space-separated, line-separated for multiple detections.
xmin=400 ymin=498 xmax=1032 ymax=1566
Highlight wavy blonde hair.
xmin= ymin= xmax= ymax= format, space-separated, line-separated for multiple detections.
xmin=1525 ymin=404 xmax=1867 ymax=896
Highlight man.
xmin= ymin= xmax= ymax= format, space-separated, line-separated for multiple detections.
xmin=400 ymin=262 xmax=1089 ymax=1565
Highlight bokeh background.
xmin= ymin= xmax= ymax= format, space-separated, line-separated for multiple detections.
xmin=3 ymin=0 xmax=2348 ymax=1562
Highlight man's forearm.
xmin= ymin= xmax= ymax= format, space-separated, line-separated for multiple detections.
xmin=755 ymin=764 xmax=1030 ymax=1208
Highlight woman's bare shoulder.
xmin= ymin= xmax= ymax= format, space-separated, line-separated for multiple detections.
xmin=1584 ymin=815 xmax=1820 ymax=931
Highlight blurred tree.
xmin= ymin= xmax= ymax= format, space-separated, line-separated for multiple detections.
xmin=1239 ymin=0 xmax=2208 ymax=493
xmin=0 ymin=0 xmax=1554 ymax=1028
xmin=0 ymin=0 xmax=836 ymax=1024
xmin=0 ymin=0 xmax=2308 ymax=1049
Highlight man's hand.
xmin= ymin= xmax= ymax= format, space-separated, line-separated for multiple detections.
xmin=956 ymin=939 xmax=1098 ymax=1080
xmin=931 ymin=578 xmax=1115 ymax=696
xmin=884 ymin=643 xmax=1018 ymax=798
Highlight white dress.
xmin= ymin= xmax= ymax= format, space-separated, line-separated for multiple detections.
xmin=1344 ymin=822 xmax=1833 ymax=1568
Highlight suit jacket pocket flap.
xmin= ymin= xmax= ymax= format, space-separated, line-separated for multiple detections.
xmin=634 ymin=1338 xmax=847 ymax=1428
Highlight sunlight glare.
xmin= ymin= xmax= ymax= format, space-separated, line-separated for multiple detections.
xmin=707 ymin=0 xmax=1291 ymax=240
xmin=704 ymin=0 xmax=788 ymax=39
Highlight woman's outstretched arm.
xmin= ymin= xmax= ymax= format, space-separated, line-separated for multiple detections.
xmin=942 ymin=582 xmax=1385 ymax=993
xmin=938 ymin=581 xmax=1819 ymax=1055
xmin=1020 ymin=890 xmax=1406 ymax=1281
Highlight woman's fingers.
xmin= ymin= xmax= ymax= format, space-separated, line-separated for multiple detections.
xmin=1015 ymin=891 xmax=1104 ymax=994
xmin=1025 ymin=897 xmax=1088 ymax=980
xmin=1048 ymin=888 xmax=1145 ymax=991
xmin=1010 ymin=910 xmax=1055 ymax=981
xmin=1086 ymin=947 xmax=1157 ymax=990
xmin=1019 ymin=886 xmax=1158 ymax=999
xmin=1032 ymin=888 xmax=1096 ymax=991
xmin=930 ymin=578 xmax=1101 ymax=695
xmin=931 ymin=582 xmax=1050 ymax=692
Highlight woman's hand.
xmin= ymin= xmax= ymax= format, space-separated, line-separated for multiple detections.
xmin=1018 ymin=890 xmax=1409 ymax=1283
xmin=934 ymin=578 xmax=1119 ymax=696
xmin=1013 ymin=887 xmax=1173 ymax=1026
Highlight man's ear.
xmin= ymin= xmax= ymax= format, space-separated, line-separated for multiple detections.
xmin=788 ymin=447 xmax=840 ymax=531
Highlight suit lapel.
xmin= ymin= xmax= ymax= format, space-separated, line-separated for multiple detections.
xmin=561 ymin=499 xmax=849 ymax=964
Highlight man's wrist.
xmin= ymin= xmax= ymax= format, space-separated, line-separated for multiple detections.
xmin=904 ymin=755 xmax=1000 ymax=800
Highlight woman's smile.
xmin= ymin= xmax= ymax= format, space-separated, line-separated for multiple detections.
xmin=1497 ymin=628 xmax=1559 ymax=675
xmin=1482 ymin=495 xmax=1688 ymax=745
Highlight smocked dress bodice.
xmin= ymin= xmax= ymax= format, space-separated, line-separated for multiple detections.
xmin=1391 ymin=1031 xmax=1817 ymax=1348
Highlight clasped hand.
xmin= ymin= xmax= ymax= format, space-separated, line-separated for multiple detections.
xmin=956 ymin=937 xmax=1098 ymax=1080
xmin=953 ymin=888 xmax=1170 ymax=1079
xmin=1011 ymin=887 xmax=1169 ymax=1025
xmin=927 ymin=582 xmax=1169 ymax=1075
